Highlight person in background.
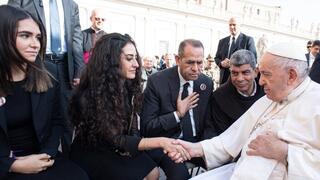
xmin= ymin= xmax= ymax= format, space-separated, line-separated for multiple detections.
xmin=142 ymin=55 xmax=158 ymax=90
xmin=69 ymin=33 xmax=189 ymax=180
xmin=0 ymin=5 xmax=88 ymax=180
xmin=305 ymin=39 xmax=320 ymax=68
xmin=306 ymin=40 xmax=313 ymax=53
xmin=203 ymin=54 xmax=220 ymax=88
xmin=82 ymin=8 xmax=107 ymax=64
xmin=214 ymin=17 xmax=257 ymax=85
xmin=159 ymin=53 xmax=175 ymax=70
xmin=309 ymin=53 xmax=320 ymax=83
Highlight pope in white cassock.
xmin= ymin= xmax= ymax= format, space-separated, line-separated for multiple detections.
xmin=170 ymin=42 xmax=320 ymax=180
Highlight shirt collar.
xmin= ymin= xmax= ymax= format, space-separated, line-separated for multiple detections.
xmin=178 ymin=67 xmax=194 ymax=88
xmin=281 ymin=76 xmax=311 ymax=104
xmin=230 ymin=32 xmax=240 ymax=41
xmin=237 ymin=80 xmax=257 ymax=97
xmin=90 ymin=27 xmax=103 ymax=33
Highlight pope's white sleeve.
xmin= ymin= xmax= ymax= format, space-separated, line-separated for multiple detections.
xmin=287 ymin=144 xmax=320 ymax=179
xmin=200 ymin=137 xmax=233 ymax=170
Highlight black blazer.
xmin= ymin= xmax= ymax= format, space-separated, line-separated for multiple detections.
xmin=140 ymin=66 xmax=213 ymax=140
xmin=214 ymin=33 xmax=257 ymax=84
xmin=309 ymin=55 xmax=320 ymax=84
xmin=0 ymin=62 xmax=63 ymax=176
xmin=8 ymin=0 xmax=85 ymax=80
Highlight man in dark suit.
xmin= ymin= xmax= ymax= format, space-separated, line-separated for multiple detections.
xmin=141 ymin=39 xmax=213 ymax=179
xmin=8 ymin=0 xmax=84 ymax=152
xmin=305 ymin=40 xmax=320 ymax=68
xmin=214 ymin=17 xmax=257 ymax=85
xmin=309 ymin=54 xmax=320 ymax=83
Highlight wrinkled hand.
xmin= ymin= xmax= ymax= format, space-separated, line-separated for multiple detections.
xmin=176 ymin=92 xmax=199 ymax=118
xmin=221 ymin=58 xmax=230 ymax=68
xmin=161 ymin=138 xmax=191 ymax=163
xmin=168 ymin=139 xmax=204 ymax=163
xmin=247 ymin=131 xmax=288 ymax=164
xmin=10 ymin=153 xmax=54 ymax=174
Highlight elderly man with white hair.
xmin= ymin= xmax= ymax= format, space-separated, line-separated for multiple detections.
xmin=170 ymin=42 xmax=320 ymax=179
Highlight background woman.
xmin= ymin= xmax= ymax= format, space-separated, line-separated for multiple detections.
xmin=0 ymin=5 xmax=88 ymax=180
xmin=69 ymin=33 xmax=189 ymax=180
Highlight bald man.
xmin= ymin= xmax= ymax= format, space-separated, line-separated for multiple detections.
xmin=82 ymin=8 xmax=107 ymax=63
xmin=214 ymin=17 xmax=257 ymax=85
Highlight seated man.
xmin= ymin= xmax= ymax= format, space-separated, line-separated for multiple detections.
xmin=141 ymin=39 xmax=213 ymax=179
xmin=171 ymin=42 xmax=320 ymax=179
xmin=207 ymin=49 xmax=265 ymax=135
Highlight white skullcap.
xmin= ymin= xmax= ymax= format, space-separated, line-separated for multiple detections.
xmin=266 ymin=42 xmax=307 ymax=61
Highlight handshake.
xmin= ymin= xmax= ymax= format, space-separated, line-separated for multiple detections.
xmin=156 ymin=138 xmax=204 ymax=163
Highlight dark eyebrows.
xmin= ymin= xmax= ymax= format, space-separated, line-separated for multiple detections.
xmin=17 ymin=30 xmax=41 ymax=36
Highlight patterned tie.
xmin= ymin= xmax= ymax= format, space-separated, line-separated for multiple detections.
xmin=50 ymin=0 xmax=61 ymax=53
xmin=181 ymin=82 xmax=193 ymax=140
xmin=228 ymin=36 xmax=236 ymax=58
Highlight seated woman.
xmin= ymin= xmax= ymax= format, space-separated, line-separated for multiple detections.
xmin=0 ymin=5 xmax=88 ymax=180
xmin=69 ymin=33 xmax=189 ymax=180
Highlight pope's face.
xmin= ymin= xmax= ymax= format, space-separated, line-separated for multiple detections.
xmin=258 ymin=53 xmax=290 ymax=102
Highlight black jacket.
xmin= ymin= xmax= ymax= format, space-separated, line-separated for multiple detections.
xmin=141 ymin=66 xmax=213 ymax=140
xmin=0 ymin=62 xmax=63 ymax=177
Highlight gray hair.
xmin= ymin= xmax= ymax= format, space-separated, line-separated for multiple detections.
xmin=230 ymin=49 xmax=256 ymax=69
xmin=275 ymin=56 xmax=309 ymax=80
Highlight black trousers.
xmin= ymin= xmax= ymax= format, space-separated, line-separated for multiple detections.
xmin=45 ymin=57 xmax=73 ymax=155
xmin=147 ymin=149 xmax=190 ymax=180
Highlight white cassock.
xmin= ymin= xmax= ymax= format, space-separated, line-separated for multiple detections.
xmin=192 ymin=77 xmax=320 ymax=180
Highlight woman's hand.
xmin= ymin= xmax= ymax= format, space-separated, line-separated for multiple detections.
xmin=160 ymin=138 xmax=191 ymax=162
xmin=9 ymin=153 xmax=54 ymax=174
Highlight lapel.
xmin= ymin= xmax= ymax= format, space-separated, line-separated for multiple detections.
xmin=0 ymin=92 xmax=44 ymax=139
xmin=0 ymin=107 xmax=7 ymax=135
xmin=31 ymin=91 xmax=43 ymax=141
xmin=233 ymin=33 xmax=244 ymax=53
xmin=169 ymin=67 xmax=180 ymax=109
xmin=33 ymin=0 xmax=46 ymax=27
xmin=62 ymin=0 xmax=71 ymax=44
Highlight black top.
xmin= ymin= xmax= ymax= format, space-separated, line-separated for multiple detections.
xmin=5 ymin=80 xmax=39 ymax=157
xmin=209 ymin=78 xmax=265 ymax=135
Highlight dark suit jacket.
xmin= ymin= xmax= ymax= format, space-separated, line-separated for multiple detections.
xmin=214 ymin=33 xmax=257 ymax=84
xmin=309 ymin=55 xmax=320 ymax=83
xmin=8 ymin=0 xmax=84 ymax=80
xmin=82 ymin=28 xmax=106 ymax=52
xmin=0 ymin=62 xmax=63 ymax=177
xmin=140 ymin=66 xmax=213 ymax=140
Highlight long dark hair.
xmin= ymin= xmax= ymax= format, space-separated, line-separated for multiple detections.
xmin=69 ymin=33 xmax=143 ymax=148
xmin=0 ymin=5 xmax=51 ymax=97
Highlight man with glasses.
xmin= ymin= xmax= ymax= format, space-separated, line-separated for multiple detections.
xmin=82 ymin=8 xmax=107 ymax=64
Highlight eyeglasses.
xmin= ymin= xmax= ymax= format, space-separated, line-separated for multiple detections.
xmin=94 ymin=17 xmax=105 ymax=22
